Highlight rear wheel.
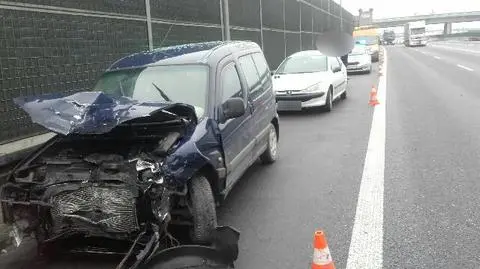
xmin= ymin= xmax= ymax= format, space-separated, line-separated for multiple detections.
xmin=260 ymin=123 xmax=278 ymax=164
xmin=188 ymin=175 xmax=217 ymax=244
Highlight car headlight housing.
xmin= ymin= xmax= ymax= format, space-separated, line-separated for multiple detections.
xmin=304 ymin=83 xmax=328 ymax=93
xmin=304 ymin=83 xmax=321 ymax=92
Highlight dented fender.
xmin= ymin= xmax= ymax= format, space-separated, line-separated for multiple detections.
xmin=162 ymin=118 xmax=224 ymax=186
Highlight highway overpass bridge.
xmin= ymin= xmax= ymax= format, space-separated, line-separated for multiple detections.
xmin=368 ymin=11 xmax=480 ymax=35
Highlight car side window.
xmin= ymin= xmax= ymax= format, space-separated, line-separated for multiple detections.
xmin=252 ymin=53 xmax=269 ymax=77
xmin=336 ymin=57 xmax=343 ymax=67
xmin=238 ymin=55 xmax=260 ymax=91
xmin=330 ymin=57 xmax=340 ymax=71
xmin=221 ymin=62 xmax=244 ymax=104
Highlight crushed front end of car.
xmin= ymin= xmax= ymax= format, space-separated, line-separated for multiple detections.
xmin=0 ymin=92 xmax=237 ymax=269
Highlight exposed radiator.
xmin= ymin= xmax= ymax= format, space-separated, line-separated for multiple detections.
xmin=49 ymin=186 xmax=139 ymax=235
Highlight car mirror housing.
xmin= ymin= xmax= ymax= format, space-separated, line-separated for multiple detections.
xmin=222 ymin=97 xmax=246 ymax=122
xmin=333 ymin=66 xmax=342 ymax=73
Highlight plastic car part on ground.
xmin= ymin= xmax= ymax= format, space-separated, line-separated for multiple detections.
xmin=0 ymin=226 xmax=240 ymax=269
xmin=142 ymin=226 xmax=240 ymax=269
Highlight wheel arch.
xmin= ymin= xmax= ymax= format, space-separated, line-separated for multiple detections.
xmin=195 ymin=164 xmax=221 ymax=202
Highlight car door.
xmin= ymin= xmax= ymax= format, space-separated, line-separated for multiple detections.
xmin=238 ymin=52 xmax=274 ymax=158
xmin=217 ymin=59 xmax=254 ymax=191
xmin=251 ymin=52 xmax=276 ymax=157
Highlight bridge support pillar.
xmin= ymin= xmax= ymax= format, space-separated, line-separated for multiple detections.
xmin=443 ymin=22 xmax=452 ymax=36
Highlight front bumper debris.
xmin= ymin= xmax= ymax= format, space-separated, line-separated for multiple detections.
xmin=143 ymin=226 xmax=239 ymax=269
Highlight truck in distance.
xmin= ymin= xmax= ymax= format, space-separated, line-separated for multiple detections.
xmin=404 ymin=20 xmax=427 ymax=47
xmin=382 ymin=30 xmax=396 ymax=45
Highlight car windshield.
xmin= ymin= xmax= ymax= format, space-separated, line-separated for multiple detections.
xmin=275 ymin=55 xmax=328 ymax=74
xmin=94 ymin=65 xmax=209 ymax=118
xmin=354 ymin=36 xmax=378 ymax=45
xmin=350 ymin=46 xmax=367 ymax=56
xmin=411 ymin=28 xmax=426 ymax=35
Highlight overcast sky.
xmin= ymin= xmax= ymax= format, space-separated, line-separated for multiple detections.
xmin=340 ymin=0 xmax=480 ymax=19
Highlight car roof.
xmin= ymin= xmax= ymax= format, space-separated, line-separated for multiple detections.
xmin=106 ymin=41 xmax=261 ymax=72
xmin=288 ymin=50 xmax=326 ymax=57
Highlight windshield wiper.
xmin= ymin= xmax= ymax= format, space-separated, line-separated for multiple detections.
xmin=152 ymin=83 xmax=171 ymax=102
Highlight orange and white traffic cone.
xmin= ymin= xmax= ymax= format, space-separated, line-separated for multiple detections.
xmin=369 ymin=85 xmax=380 ymax=106
xmin=311 ymin=230 xmax=335 ymax=269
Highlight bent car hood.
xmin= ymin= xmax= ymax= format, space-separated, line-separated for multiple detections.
xmin=14 ymin=91 xmax=197 ymax=136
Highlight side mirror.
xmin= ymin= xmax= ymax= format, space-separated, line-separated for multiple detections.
xmin=222 ymin=97 xmax=245 ymax=122
xmin=333 ymin=66 xmax=341 ymax=73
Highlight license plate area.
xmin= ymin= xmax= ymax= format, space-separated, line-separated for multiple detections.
xmin=277 ymin=101 xmax=302 ymax=111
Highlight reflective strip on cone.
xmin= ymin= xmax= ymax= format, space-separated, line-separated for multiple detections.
xmin=313 ymin=247 xmax=333 ymax=265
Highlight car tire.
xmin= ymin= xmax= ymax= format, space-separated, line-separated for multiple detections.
xmin=323 ymin=87 xmax=333 ymax=112
xmin=340 ymin=88 xmax=347 ymax=99
xmin=260 ymin=123 xmax=278 ymax=164
xmin=188 ymin=175 xmax=217 ymax=244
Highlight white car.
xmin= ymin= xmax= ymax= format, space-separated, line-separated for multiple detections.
xmin=347 ymin=45 xmax=372 ymax=74
xmin=273 ymin=50 xmax=347 ymax=112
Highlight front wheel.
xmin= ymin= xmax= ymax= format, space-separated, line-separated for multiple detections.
xmin=188 ymin=175 xmax=217 ymax=244
xmin=323 ymin=88 xmax=333 ymax=112
xmin=260 ymin=123 xmax=278 ymax=164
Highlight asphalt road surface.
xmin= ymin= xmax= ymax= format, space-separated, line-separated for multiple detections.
xmin=219 ymin=65 xmax=377 ymax=269
xmin=7 ymin=41 xmax=480 ymax=269
xmin=383 ymin=42 xmax=480 ymax=269
xmin=221 ymin=41 xmax=480 ymax=269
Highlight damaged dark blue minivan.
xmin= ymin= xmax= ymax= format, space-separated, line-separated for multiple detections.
xmin=1 ymin=41 xmax=278 ymax=268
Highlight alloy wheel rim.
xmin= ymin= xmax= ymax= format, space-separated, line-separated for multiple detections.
xmin=269 ymin=127 xmax=277 ymax=157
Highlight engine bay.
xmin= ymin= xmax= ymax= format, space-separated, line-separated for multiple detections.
xmin=0 ymin=121 xmax=190 ymax=268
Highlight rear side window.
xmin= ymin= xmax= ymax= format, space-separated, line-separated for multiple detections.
xmin=239 ymin=55 xmax=260 ymax=90
xmin=221 ymin=63 xmax=243 ymax=103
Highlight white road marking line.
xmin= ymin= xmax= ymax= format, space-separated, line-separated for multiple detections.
xmin=346 ymin=48 xmax=387 ymax=269
xmin=430 ymin=44 xmax=480 ymax=54
xmin=457 ymin=64 xmax=474 ymax=72
xmin=434 ymin=56 xmax=441 ymax=59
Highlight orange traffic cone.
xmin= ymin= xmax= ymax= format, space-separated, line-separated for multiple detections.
xmin=311 ymin=230 xmax=335 ymax=269
xmin=369 ymin=85 xmax=380 ymax=106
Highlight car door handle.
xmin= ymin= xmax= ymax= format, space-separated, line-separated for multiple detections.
xmin=248 ymin=102 xmax=255 ymax=112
